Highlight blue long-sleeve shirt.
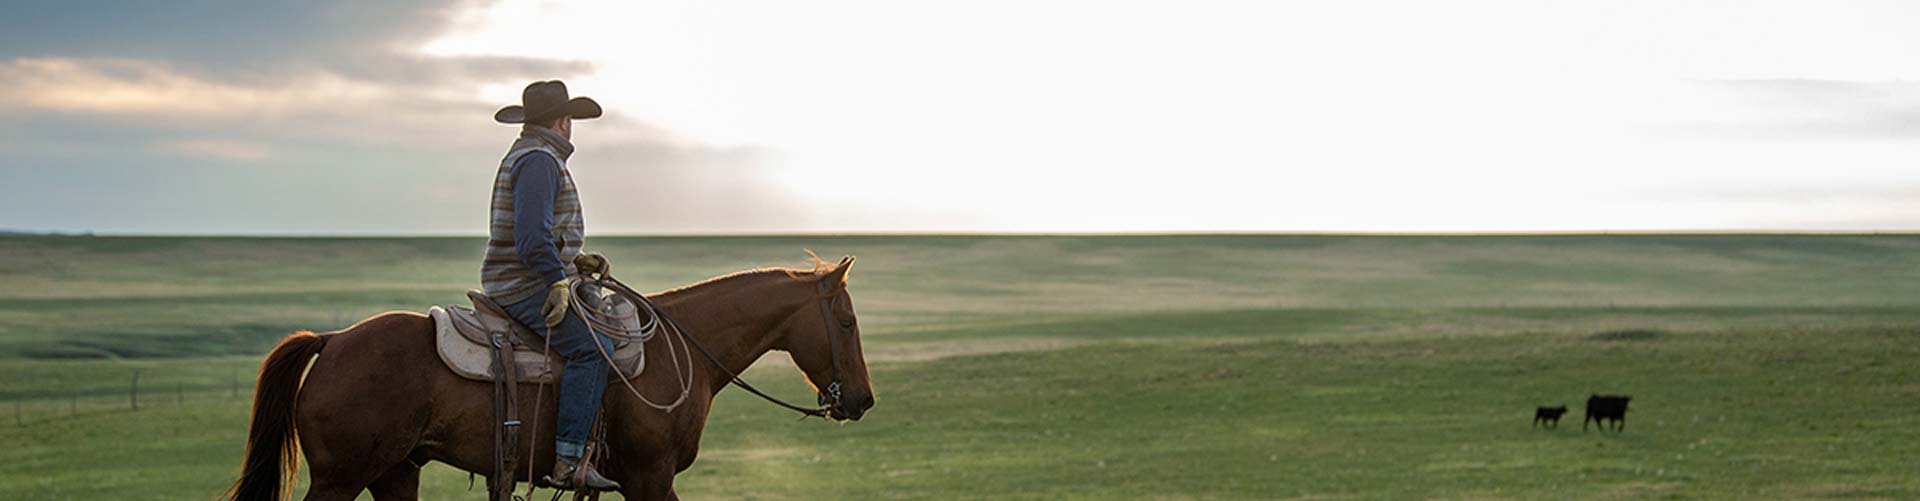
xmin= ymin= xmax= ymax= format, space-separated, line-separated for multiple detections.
xmin=510 ymin=152 xmax=569 ymax=285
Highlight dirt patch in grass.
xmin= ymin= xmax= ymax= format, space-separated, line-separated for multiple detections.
xmin=864 ymin=337 xmax=1089 ymax=363
xmin=699 ymin=447 xmax=806 ymax=463
xmin=1589 ymin=328 xmax=1664 ymax=342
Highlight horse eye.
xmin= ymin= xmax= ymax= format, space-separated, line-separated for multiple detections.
xmin=840 ymin=319 xmax=855 ymax=328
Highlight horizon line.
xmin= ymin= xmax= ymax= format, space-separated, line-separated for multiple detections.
xmin=8 ymin=229 xmax=1920 ymax=239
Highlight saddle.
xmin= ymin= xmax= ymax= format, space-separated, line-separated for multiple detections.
xmin=431 ymin=276 xmax=657 ymax=500
xmin=429 ymin=280 xmax=648 ymax=384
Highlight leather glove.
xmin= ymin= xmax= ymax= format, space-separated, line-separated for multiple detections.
xmin=541 ymin=277 xmax=573 ymax=329
xmin=574 ymin=253 xmax=611 ymax=278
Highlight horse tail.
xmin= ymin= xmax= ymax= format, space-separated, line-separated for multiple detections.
xmin=224 ymin=330 xmax=328 ymax=501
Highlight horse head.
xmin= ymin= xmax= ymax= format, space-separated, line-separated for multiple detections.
xmin=774 ymin=254 xmax=876 ymax=421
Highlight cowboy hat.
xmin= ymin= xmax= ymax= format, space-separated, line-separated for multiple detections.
xmin=494 ymin=80 xmax=602 ymax=124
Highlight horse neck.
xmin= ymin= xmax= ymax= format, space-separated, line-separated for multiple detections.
xmin=652 ymin=271 xmax=815 ymax=394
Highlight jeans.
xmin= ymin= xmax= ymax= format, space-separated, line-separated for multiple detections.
xmin=502 ymin=289 xmax=614 ymax=459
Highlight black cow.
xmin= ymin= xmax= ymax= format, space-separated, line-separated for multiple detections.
xmin=1533 ymin=405 xmax=1567 ymax=428
xmin=1584 ymin=394 xmax=1631 ymax=431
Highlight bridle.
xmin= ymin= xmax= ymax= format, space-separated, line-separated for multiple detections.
xmin=598 ymin=276 xmax=852 ymax=419
xmin=811 ymin=280 xmax=852 ymax=414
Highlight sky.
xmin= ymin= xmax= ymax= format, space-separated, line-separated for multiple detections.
xmin=2 ymin=0 xmax=1919 ymax=235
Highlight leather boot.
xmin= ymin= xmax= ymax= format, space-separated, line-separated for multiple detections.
xmin=546 ymin=456 xmax=621 ymax=491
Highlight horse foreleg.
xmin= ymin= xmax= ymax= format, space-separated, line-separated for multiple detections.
xmin=367 ymin=461 xmax=422 ymax=501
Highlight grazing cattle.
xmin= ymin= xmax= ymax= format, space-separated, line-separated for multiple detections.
xmin=1533 ymin=405 xmax=1568 ymax=428
xmin=1584 ymin=394 xmax=1632 ymax=431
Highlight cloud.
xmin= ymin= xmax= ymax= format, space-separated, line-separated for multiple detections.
xmin=578 ymin=138 xmax=810 ymax=233
xmin=0 ymin=56 xmax=569 ymax=158
xmin=148 ymin=138 xmax=274 ymax=162
xmin=0 ymin=55 xmax=595 ymax=139
xmin=0 ymin=1 xmax=473 ymax=73
xmin=0 ymin=1 xmax=820 ymax=235
xmin=1653 ymin=177 xmax=1920 ymax=206
xmin=24 ymin=1 xmax=1916 ymax=233
xmin=0 ymin=58 xmax=382 ymax=118
xmin=0 ymin=0 xmax=597 ymax=146
xmin=1664 ymin=79 xmax=1920 ymax=142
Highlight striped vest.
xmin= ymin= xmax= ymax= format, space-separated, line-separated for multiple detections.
xmin=480 ymin=144 xmax=586 ymax=304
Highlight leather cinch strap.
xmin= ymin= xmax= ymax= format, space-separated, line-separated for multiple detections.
xmin=488 ymin=330 xmax=522 ymax=501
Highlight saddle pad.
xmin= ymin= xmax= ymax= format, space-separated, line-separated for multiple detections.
xmin=430 ymin=305 xmax=644 ymax=384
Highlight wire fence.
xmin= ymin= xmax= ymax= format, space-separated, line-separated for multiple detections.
xmin=5 ymin=368 xmax=254 ymax=427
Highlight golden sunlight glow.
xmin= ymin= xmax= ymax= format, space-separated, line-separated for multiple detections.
xmin=0 ymin=58 xmax=383 ymax=119
xmin=403 ymin=1 xmax=1920 ymax=232
xmin=8 ymin=1 xmax=1920 ymax=234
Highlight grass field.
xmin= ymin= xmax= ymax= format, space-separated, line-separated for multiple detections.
xmin=2 ymin=234 xmax=1919 ymax=499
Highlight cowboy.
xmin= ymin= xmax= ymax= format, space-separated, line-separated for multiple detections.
xmin=483 ymin=80 xmax=620 ymax=491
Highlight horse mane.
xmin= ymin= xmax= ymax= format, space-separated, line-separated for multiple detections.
xmin=783 ymin=249 xmax=840 ymax=283
xmin=652 ymin=250 xmax=841 ymax=298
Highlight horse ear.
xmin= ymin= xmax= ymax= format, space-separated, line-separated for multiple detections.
xmin=831 ymin=255 xmax=856 ymax=283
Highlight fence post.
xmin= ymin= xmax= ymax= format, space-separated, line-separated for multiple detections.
xmin=131 ymin=369 xmax=140 ymax=412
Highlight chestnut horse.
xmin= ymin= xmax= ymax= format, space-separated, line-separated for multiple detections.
xmin=223 ymin=256 xmax=874 ymax=500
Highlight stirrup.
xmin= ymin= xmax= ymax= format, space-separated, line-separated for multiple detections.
xmin=545 ymin=460 xmax=620 ymax=492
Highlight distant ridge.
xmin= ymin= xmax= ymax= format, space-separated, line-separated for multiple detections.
xmin=2 ymin=230 xmax=1917 ymax=238
xmin=0 ymin=228 xmax=94 ymax=237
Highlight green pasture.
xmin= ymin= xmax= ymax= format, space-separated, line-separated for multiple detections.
xmin=2 ymin=234 xmax=1919 ymax=499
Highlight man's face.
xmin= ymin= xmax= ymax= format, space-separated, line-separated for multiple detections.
xmin=554 ymin=117 xmax=574 ymax=140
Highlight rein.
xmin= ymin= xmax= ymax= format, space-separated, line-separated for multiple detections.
xmin=590 ymin=276 xmax=840 ymax=419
